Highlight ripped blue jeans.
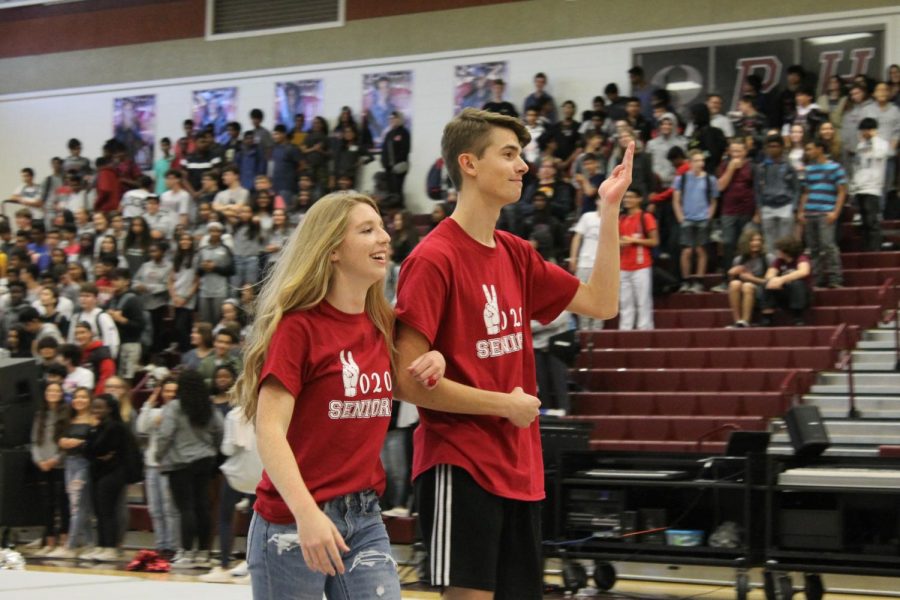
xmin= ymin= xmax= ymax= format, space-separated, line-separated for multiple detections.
xmin=247 ymin=489 xmax=401 ymax=600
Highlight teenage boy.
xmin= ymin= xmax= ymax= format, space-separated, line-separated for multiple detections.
xmin=394 ymin=108 xmax=633 ymax=599
xmin=10 ymin=168 xmax=43 ymax=222
xmin=212 ymin=165 xmax=249 ymax=211
xmin=522 ymin=72 xmax=557 ymax=124
xmin=106 ymin=268 xmax=146 ymax=379
xmin=852 ymin=118 xmax=890 ymax=251
xmin=236 ymin=131 xmax=267 ymax=191
xmin=120 ymin=175 xmax=154 ymax=219
xmin=68 ymin=282 xmax=120 ymax=359
xmin=160 ymin=169 xmax=191 ymax=228
xmin=755 ymin=135 xmax=799 ymax=253
xmin=154 ymin=137 xmax=174 ymax=196
xmin=673 ymin=150 xmax=719 ymax=292
xmin=619 ymin=189 xmax=658 ymax=329
xmin=481 ymin=79 xmax=518 ymax=118
xmin=713 ymin=140 xmax=756 ymax=292
xmin=249 ymin=108 xmax=274 ymax=160
xmin=798 ymin=138 xmax=847 ymax=288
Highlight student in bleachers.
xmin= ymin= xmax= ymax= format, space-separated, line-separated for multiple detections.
xmin=169 ymin=233 xmax=199 ymax=352
xmin=30 ymin=381 xmax=71 ymax=556
xmin=853 ymin=117 xmax=890 ymax=251
xmin=52 ymin=386 xmax=95 ymax=558
xmin=180 ymin=321 xmax=214 ymax=371
xmin=713 ymin=140 xmax=756 ymax=292
xmin=726 ymin=230 xmax=772 ymax=328
xmin=133 ymin=241 xmax=172 ymax=355
xmin=156 ymin=370 xmax=223 ymax=568
xmin=755 ymin=135 xmax=799 ymax=253
xmin=673 ymin=149 xmax=719 ymax=292
xmin=798 ymin=138 xmax=847 ymax=288
xmin=760 ymin=236 xmax=812 ymax=326
xmin=136 ymin=377 xmax=181 ymax=560
xmin=619 ymin=189 xmax=657 ymax=330
xmin=73 ymin=322 xmax=115 ymax=395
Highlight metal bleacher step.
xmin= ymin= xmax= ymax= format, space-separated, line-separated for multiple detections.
xmin=771 ymin=418 xmax=900 ymax=447
xmin=863 ymin=329 xmax=899 ymax=343
xmin=803 ymin=394 xmax=900 ymax=419
xmin=852 ymin=350 xmax=897 ymax=364
xmin=810 ymin=371 xmax=900 ymax=395
xmin=767 ymin=443 xmax=881 ymax=457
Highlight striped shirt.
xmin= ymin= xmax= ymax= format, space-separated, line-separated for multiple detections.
xmin=803 ymin=160 xmax=847 ymax=213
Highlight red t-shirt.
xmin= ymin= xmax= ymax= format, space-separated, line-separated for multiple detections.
xmin=716 ymin=160 xmax=756 ymax=216
xmin=395 ymin=218 xmax=580 ymax=501
xmin=253 ymin=301 xmax=393 ymax=524
xmin=619 ymin=211 xmax=656 ymax=271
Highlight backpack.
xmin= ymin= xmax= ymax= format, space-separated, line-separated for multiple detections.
xmin=678 ymin=171 xmax=714 ymax=205
xmin=85 ymin=345 xmax=112 ymax=386
xmin=631 ymin=210 xmax=680 ymax=296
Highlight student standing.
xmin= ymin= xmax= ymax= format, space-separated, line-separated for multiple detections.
xmin=393 ymin=109 xmax=633 ymax=600
xmin=234 ymin=192 xmax=444 ymax=599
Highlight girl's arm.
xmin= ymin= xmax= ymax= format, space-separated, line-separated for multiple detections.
xmin=256 ymin=376 xmax=350 ymax=576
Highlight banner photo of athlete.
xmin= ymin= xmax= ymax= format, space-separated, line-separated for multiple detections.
xmin=362 ymin=71 xmax=412 ymax=151
xmin=191 ymin=87 xmax=238 ymax=145
xmin=112 ymin=95 xmax=155 ymax=171
xmin=274 ymin=79 xmax=324 ymax=128
xmin=454 ymin=61 xmax=508 ymax=115
xmin=635 ymin=29 xmax=885 ymax=113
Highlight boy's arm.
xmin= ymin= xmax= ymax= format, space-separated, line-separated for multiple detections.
xmin=568 ymin=232 xmax=583 ymax=272
xmin=566 ymin=142 xmax=634 ymax=320
xmin=394 ymin=323 xmax=540 ymax=428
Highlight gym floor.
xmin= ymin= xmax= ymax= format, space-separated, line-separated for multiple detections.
xmin=8 ymin=560 xmax=900 ymax=599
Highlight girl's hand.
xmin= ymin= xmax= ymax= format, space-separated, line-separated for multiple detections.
xmin=296 ymin=507 xmax=349 ymax=576
xmin=408 ymin=350 xmax=446 ymax=390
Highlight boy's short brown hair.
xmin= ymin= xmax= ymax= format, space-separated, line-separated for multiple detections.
xmin=441 ymin=108 xmax=530 ymax=191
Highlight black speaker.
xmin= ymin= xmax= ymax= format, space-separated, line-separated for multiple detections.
xmin=0 ymin=448 xmax=39 ymax=526
xmin=0 ymin=358 xmax=40 ymax=448
xmin=785 ymin=405 xmax=830 ymax=457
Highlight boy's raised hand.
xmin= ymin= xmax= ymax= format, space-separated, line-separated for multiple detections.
xmin=598 ymin=141 xmax=635 ymax=209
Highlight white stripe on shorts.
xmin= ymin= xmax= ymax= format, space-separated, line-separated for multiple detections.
xmin=430 ymin=465 xmax=453 ymax=586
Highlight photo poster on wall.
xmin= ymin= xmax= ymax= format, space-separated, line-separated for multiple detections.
xmin=362 ymin=71 xmax=413 ymax=151
xmin=454 ymin=61 xmax=508 ymax=115
xmin=635 ymin=29 xmax=885 ymax=115
xmin=191 ymin=87 xmax=238 ymax=145
xmin=112 ymin=95 xmax=156 ymax=171
xmin=274 ymin=79 xmax=324 ymax=129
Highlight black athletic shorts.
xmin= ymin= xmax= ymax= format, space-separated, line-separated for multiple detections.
xmin=415 ymin=464 xmax=543 ymax=599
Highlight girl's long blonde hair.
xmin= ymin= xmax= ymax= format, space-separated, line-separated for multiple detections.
xmin=234 ymin=192 xmax=394 ymax=420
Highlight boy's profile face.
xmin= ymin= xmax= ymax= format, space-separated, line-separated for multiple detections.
xmin=465 ymin=126 xmax=528 ymax=206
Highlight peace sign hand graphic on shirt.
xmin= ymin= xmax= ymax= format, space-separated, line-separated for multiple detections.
xmin=482 ymin=284 xmax=500 ymax=335
xmin=339 ymin=350 xmax=360 ymax=397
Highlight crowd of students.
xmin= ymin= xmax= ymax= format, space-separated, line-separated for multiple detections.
xmin=0 ymin=62 xmax=898 ymax=596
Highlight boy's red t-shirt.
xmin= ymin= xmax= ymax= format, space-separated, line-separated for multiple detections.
xmin=619 ymin=211 xmax=656 ymax=271
xmin=395 ymin=218 xmax=580 ymax=501
xmin=253 ymin=301 xmax=393 ymax=524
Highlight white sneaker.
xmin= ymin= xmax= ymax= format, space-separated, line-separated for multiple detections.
xmin=78 ymin=546 xmax=99 ymax=559
xmin=194 ymin=550 xmax=212 ymax=569
xmin=24 ymin=538 xmax=43 ymax=550
xmin=199 ymin=566 xmax=234 ymax=583
xmin=47 ymin=546 xmax=77 ymax=559
xmin=172 ymin=550 xmax=195 ymax=568
xmin=93 ymin=548 xmax=122 ymax=562
xmin=234 ymin=498 xmax=250 ymax=513
xmin=382 ymin=507 xmax=410 ymax=518
xmin=34 ymin=545 xmax=54 ymax=556
xmin=227 ymin=560 xmax=248 ymax=577
xmin=678 ymin=282 xmax=692 ymax=293
xmin=710 ymin=282 xmax=728 ymax=293
xmin=233 ymin=574 xmax=252 ymax=585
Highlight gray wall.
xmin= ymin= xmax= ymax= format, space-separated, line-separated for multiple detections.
xmin=1 ymin=0 xmax=898 ymax=95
